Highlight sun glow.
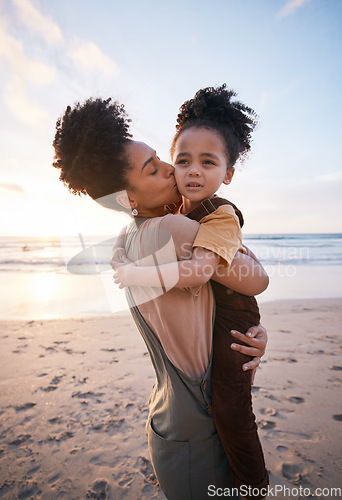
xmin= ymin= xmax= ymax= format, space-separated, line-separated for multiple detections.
xmin=34 ymin=272 xmax=56 ymax=302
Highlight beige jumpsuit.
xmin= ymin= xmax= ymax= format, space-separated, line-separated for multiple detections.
xmin=124 ymin=216 xmax=238 ymax=500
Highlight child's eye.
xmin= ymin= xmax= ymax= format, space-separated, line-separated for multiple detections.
xmin=176 ymin=159 xmax=188 ymax=165
xmin=203 ymin=160 xmax=215 ymax=165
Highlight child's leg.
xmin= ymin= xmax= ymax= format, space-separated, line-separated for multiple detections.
xmin=211 ymin=286 xmax=269 ymax=499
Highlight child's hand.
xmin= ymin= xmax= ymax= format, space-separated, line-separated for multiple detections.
xmin=109 ymin=247 xmax=137 ymax=288
xmin=113 ymin=260 xmax=137 ymax=288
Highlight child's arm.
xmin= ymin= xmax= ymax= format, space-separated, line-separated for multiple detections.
xmin=113 ymin=246 xmax=220 ymax=289
xmin=211 ymin=250 xmax=269 ymax=296
xmin=110 ymin=214 xmax=267 ymax=294
xmin=189 ymin=203 xmax=268 ymax=295
xmin=112 ymin=245 xmax=268 ymax=295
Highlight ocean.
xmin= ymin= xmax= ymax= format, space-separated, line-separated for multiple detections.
xmin=1 ymin=233 xmax=341 ymax=320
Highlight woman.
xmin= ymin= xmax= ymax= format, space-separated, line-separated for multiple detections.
xmin=53 ymin=97 xmax=267 ymax=499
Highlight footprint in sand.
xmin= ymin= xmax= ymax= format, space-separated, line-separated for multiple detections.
xmin=260 ymin=408 xmax=277 ymax=416
xmin=281 ymin=462 xmax=305 ymax=483
xmin=40 ymin=386 xmax=58 ymax=392
xmin=101 ymin=347 xmax=125 ymax=352
xmin=14 ymin=402 xmax=36 ymax=412
xmin=9 ymin=434 xmax=32 ymax=446
xmin=117 ymin=472 xmax=135 ymax=488
xmin=27 ymin=464 xmax=40 ymax=476
xmin=286 ymin=396 xmax=305 ymax=404
xmin=40 ymin=375 xmax=64 ymax=392
xmin=333 ymin=414 xmax=342 ymax=421
xmin=271 ymin=357 xmax=297 ymax=363
xmin=0 ymin=480 xmax=15 ymax=496
xmin=276 ymin=445 xmax=290 ymax=454
xmin=48 ymin=473 xmax=61 ymax=486
xmin=17 ymin=482 xmax=41 ymax=499
xmin=86 ymin=479 xmax=112 ymax=499
xmin=38 ymin=431 xmax=74 ymax=444
xmin=258 ymin=420 xmax=276 ymax=430
xmin=48 ymin=416 xmax=64 ymax=424
xmin=136 ymin=456 xmax=158 ymax=485
xmin=330 ymin=365 xmax=342 ymax=371
xmin=72 ymin=391 xmax=104 ymax=400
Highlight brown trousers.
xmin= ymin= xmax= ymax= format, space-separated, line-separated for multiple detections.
xmin=187 ymin=198 xmax=269 ymax=499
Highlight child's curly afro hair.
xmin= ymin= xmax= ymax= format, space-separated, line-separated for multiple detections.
xmin=171 ymin=84 xmax=258 ymax=167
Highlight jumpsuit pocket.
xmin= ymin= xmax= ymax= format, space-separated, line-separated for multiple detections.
xmin=147 ymin=418 xmax=191 ymax=500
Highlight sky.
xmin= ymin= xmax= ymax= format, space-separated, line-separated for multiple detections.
xmin=0 ymin=0 xmax=341 ymax=237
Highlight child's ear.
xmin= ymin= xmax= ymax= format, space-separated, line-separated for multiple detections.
xmin=223 ymin=167 xmax=235 ymax=185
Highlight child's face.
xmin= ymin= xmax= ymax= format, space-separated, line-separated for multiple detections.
xmin=173 ymin=127 xmax=234 ymax=208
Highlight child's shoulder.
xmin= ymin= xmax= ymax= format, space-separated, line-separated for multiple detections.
xmin=187 ymin=197 xmax=244 ymax=228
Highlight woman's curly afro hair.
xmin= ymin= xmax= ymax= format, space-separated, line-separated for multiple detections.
xmin=171 ymin=84 xmax=258 ymax=167
xmin=53 ymin=97 xmax=132 ymax=200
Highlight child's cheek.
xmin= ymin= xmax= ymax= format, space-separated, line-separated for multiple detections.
xmin=173 ymin=169 xmax=182 ymax=186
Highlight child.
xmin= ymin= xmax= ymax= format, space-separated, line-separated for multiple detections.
xmin=113 ymin=85 xmax=269 ymax=498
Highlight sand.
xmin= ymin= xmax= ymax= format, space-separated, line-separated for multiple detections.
xmin=0 ymin=298 xmax=341 ymax=499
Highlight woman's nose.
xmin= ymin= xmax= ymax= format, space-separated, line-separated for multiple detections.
xmin=164 ymin=162 xmax=175 ymax=176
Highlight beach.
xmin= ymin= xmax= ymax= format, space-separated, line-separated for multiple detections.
xmin=0 ymin=298 xmax=341 ymax=499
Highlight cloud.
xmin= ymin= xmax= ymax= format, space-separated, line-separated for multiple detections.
xmin=277 ymin=0 xmax=311 ymax=19
xmin=0 ymin=182 xmax=27 ymax=195
xmin=259 ymin=90 xmax=272 ymax=108
xmin=225 ymin=169 xmax=342 ymax=233
xmin=5 ymin=75 xmax=48 ymax=125
xmin=68 ymin=38 xmax=119 ymax=77
xmin=0 ymin=17 xmax=55 ymax=125
xmin=11 ymin=0 xmax=63 ymax=44
xmin=0 ymin=0 xmax=120 ymax=125
xmin=0 ymin=19 xmax=56 ymax=86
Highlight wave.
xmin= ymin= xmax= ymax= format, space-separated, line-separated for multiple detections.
xmin=0 ymin=234 xmax=341 ymax=272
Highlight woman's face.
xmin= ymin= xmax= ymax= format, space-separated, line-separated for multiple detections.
xmin=173 ymin=127 xmax=234 ymax=211
xmin=125 ymin=141 xmax=181 ymax=218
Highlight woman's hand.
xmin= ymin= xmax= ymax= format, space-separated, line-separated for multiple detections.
xmin=230 ymin=324 xmax=268 ymax=384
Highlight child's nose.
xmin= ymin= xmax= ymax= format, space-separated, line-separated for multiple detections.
xmin=188 ymin=164 xmax=200 ymax=176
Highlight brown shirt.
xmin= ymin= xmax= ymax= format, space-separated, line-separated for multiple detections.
xmin=124 ymin=214 xmax=214 ymax=378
